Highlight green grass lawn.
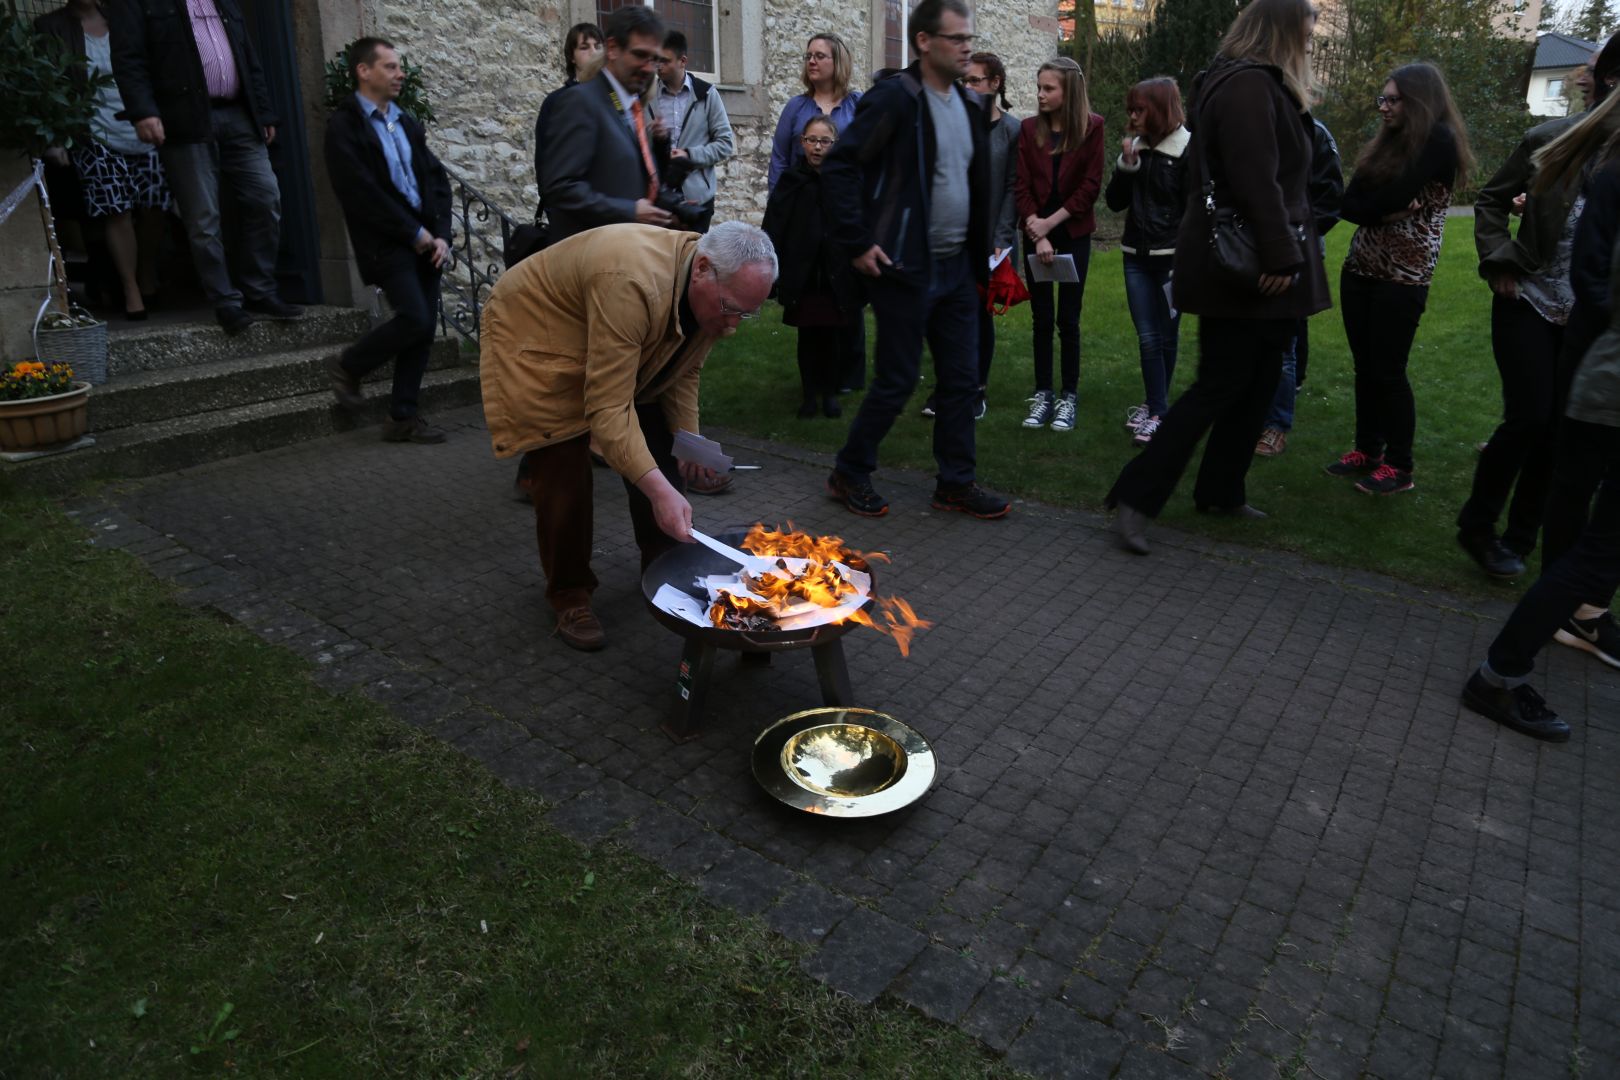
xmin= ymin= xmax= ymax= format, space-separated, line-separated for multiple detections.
xmin=0 ymin=495 xmax=1021 ymax=1078
xmin=703 ymin=218 xmax=1507 ymax=599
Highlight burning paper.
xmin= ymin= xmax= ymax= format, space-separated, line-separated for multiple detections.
xmin=657 ymin=524 xmax=931 ymax=655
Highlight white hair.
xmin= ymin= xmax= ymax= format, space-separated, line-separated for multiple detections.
xmin=697 ymin=220 xmax=778 ymax=281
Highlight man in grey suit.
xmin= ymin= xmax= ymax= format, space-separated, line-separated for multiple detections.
xmin=539 ymin=5 xmax=676 ymax=244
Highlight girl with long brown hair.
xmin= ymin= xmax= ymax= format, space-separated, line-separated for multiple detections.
xmin=1106 ymin=0 xmax=1330 ymax=554
xmin=1014 ymin=55 xmax=1105 ymax=432
xmin=1325 ymin=62 xmax=1469 ymax=495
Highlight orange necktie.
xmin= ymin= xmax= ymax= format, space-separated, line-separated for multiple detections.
xmin=630 ymin=99 xmax=660 ymax=202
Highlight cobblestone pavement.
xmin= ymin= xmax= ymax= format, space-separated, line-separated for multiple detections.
xmin=77 ymin=404 xmax=1620 ymax=1080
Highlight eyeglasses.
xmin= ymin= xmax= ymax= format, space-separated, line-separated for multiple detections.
xmin=933 ymin=32 xmax=975 ymax=45
xmin=710 ymin=267 xmax=760 ymax=319
xmin=961 ymin=74 xmax=988 ymax=86
xmin=1376 ymin=93 xmax=1402 ymax=106
xmin=805 ymin=51 xmax=833 ymax=62
xmin=801 ymin=136 xmax=834 ymax=147
xmin=627 ymin=47 xmax=659 ymax=63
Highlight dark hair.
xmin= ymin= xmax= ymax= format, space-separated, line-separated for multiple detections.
xmin=1125 ymin=77 xmax=1184 ymax=146
xmin=1596 ymin=30 xmax=1620 ymax=104
xmin=969 ymin=51 xmax=1010 ymax=110
xmin=663 ymin=30 xmax=687 ymax=57
xmin=1354 ymin=62 xmax=1473 ymax=191
xmin=349 ymin=36 xmax=394 ymax=81
xmin=603 ymin=6 xmax=665 ymax=49
xmin=563 ymin=23 xmax=602 ymax=80
xmin=908 ymin=0 xmax=971 ymax=58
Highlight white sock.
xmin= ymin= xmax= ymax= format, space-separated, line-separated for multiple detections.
xmin=1574 ymin=604 xmax=1608 ymax=621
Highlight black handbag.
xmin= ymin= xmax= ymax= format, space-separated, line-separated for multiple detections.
xmin=1194 ymin=108 xmax=1305 ymax=289
xmin=503 ymin=205 xmax=550 ymax=269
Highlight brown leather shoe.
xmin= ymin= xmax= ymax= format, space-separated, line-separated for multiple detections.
xmin=382 ymin=415 xmax=447 ymax=444
xmin=555 ymin=605 xmax=606 ymax=651
xmin=325 ymin=352 xmax=365 ymax=411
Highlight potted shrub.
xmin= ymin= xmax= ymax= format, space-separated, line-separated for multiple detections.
xmin=0 ymin=360 xmax=89 ymax=452
xmin=0 ymin=11 xmax=114 ymax=383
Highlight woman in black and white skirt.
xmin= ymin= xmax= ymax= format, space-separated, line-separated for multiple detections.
xmin=37 ymin=0 xmax=172 ymax=320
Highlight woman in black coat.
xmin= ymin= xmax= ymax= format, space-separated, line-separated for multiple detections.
xmin=762 ymin=115 xmax=862 ymax=419
xmin=1105 ymin=0 xmax=1331 ymax=554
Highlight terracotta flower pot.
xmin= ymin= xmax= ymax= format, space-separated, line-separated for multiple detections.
xmin=0 ymin=381 xmax=90 ymax=452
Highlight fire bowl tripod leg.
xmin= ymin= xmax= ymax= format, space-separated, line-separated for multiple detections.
xmin=812 ymin=640 xmax=854 ymax=707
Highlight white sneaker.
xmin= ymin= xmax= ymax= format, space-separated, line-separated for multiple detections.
xmin=1133 ymin=415 xmax=1161 ymax=446
xmin=1125 ymin=403 xmax=1149 ymax=432
xmin=1051 ymin=392 xmax=1077 ymax=432
xmin=1023 ymin=390 xmax=1054 ymax=428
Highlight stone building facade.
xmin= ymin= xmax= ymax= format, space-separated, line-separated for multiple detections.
xmin=363 ymin=0 xmax=1062 ymax=228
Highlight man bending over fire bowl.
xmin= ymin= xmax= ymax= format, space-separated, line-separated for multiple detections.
xmin=480 ymin=221 xmax=778 ymax=652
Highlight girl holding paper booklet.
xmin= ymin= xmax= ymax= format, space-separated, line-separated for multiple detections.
xmin=1015 ymin=56 xmax=1105 ymax=433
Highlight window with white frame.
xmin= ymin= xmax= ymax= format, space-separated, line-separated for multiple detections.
xmin=1547 ymin=77 xmax=1565 ymax=100
xmin=597 ymin=0 xmax=718 ymax=78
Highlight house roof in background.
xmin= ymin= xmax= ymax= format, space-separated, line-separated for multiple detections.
xmin=1536 ymin=31 xmax=1601 ymax=70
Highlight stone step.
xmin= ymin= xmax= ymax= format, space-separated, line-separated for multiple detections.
xmin=90 ymin=337 xmax=465 ymax=431
xmin=5 ymin=366 xmax=484 ymax=491
xmin=108 ymin=304 xmax=376 ymax=375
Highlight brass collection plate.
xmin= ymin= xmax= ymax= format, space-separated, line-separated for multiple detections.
xmin=752 ymin=708 xmax=937 ymax=818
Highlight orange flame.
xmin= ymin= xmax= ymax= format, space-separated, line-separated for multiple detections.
xmin=705 ymin=523 xmax=929 ymax=655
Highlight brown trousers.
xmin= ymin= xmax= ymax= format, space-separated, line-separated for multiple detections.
xmin=523 ymin=402 xmax=684 ymax=612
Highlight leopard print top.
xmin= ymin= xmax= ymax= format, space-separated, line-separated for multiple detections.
xmin=1342 ymin=178 xmax=1451 ymax=287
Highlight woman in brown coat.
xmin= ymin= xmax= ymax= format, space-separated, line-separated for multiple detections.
xmin=1106 ymin=0 xmax=1331 ymax=554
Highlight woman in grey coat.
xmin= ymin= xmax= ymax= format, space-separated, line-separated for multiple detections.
xmin=922 ymin=52 xmax=1018 ymax=422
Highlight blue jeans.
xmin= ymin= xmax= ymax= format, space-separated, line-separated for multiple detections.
xmin=836 ymin=252 xmax=980 ymax=487
xmin=1265 ymin=334 xmax=1298 ymax=432
xmin=1122 ymin=252 xmax=1178 ymax=417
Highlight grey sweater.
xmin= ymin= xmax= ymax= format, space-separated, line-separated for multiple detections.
xmin=987 ymin=110 xmax=1020 ymax=252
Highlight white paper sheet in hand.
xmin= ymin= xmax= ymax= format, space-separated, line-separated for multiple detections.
xmin=1026 ymin=253 xmax=1081 ymax=283
xmin=673 ymin=429 xmax=734 ymax=473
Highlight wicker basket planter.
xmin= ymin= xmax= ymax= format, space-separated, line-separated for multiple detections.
xmin=35 ymin=312 xmax=109 ymax=385
xmin=0 ymin=381 xmax=90 ymax=452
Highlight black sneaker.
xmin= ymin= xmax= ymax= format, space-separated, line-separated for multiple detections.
xmin=1022 ymin=390 xmax=1054 ymax=428
xmin=931 ymin=481 xmax=1010 ymax=519
xmin=920 ymin=392 xmax=937 ymax=418
xmin=1324 ymin=449 xmax=1382 ymax=477
xmin=1553 ymin=610 xmax=1620 ymax=669
xmin=1461 ymin=671 xmax=1569 ymax=742
xmin=826 ymin=470 xmax=889 ymax=517
xmin=243 ymin=295 xmax=305 ymax=319
xmin=216 ymin=304 xmax=253 ymax=336
xmin=1457 ymin=531 xmax=1525 ymax=580
xmin=1354 ymin=464 xmax=1415 ymax=495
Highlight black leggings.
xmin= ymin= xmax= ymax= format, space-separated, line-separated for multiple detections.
xmin=1341 ymin=269 xmax=1429 ymax=472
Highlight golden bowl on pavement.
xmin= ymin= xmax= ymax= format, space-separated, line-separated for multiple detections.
xmin=753 ymin=708 xmax=936 ymax=817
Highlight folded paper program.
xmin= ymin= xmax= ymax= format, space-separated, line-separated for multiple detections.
xmin=673 ymin=429 xmax=733 ymax=474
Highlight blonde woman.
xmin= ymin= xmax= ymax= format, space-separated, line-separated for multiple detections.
xmin=1014 ymin=56 xmax=1104 ymax=432
xmin=769 ymin=33 xmax=861 ymax=191
xmin=1106 ymin=0 xmax=1330 ymax=554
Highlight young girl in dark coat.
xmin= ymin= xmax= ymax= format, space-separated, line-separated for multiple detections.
xmin=762 ymin=115 xmax=861 ymax=419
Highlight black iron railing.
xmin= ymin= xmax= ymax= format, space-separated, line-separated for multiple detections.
xmin=439 ymin=165 xmax=521 ymax=341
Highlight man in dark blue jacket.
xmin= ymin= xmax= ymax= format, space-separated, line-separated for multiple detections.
xmin=324 ymin=37 xmax=454 ymax=444
xmin=818 ymin=0 xmax=1009 ymax=519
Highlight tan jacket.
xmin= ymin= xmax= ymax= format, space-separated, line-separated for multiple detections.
xmin=480 ymin=225 xmax=718 ymax=481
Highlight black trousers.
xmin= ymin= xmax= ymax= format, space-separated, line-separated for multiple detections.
xmin=796 ymin=319 xmax=856 ymax=398
xmin=1027 ymin=233 xmax=1090 ymax=396
xmin=1109 ymin=315 xmax=1293 ymax=517
xmin=1341 ymin=270 xmax=1428 ymax=472
xmin=1488 ymin=424 xmax=1620 ymax=679
xmin=1456 ymin=296 xmax=1561 ymax=554
xmin=342 ymin=253 xmax=442 ymax=420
